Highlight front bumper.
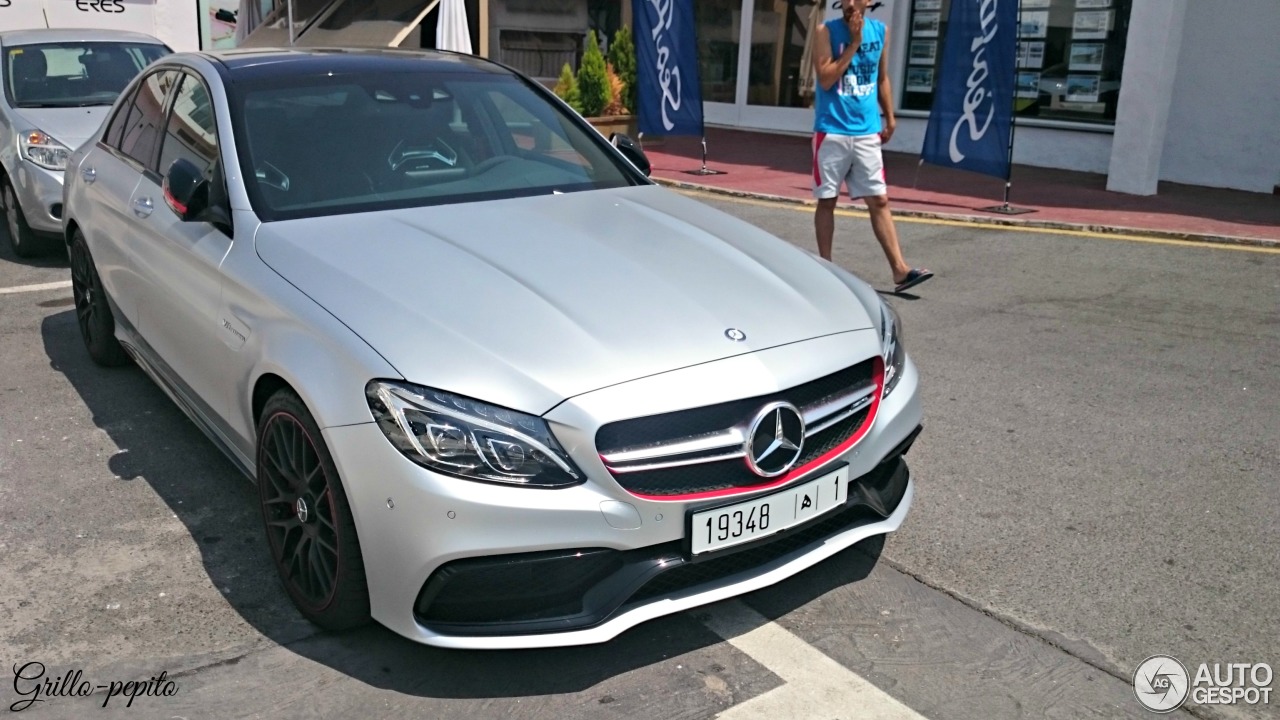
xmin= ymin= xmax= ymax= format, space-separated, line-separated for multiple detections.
xmin=413 ymin=452 xmax=915 ymax=638
xmin=13 ymin=161 xmax=65 ymax=234
xmin=323 ymin=335 xmax=923 ymax=649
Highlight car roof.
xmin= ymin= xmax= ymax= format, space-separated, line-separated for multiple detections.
xmin=198 ymin=47 xmax=513 ymax=82
xmin=0 ymin=28 xmax=168 ymax=47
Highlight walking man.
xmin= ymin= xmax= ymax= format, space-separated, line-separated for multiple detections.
xmin=812 ymin=0 xmax=932 ymax=293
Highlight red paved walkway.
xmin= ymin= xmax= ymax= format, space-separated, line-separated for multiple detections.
xmin=640 ymin=127 xmax=1279 ymax=246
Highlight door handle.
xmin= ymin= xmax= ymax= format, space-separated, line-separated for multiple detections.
xmin=132 ymin=196 xmax=153 ymax=218
xmin=81 ymin=166 xmax=96 ymax=183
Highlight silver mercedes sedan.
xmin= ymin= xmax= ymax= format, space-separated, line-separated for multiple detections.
xmin=0 ymin=28 xmax=169 ymax=257
xmin=62 ymin=48 xmax=923 ymax=649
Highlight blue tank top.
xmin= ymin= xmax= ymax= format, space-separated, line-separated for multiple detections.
xmin=814 ymin=17 xmax=885 ymax=136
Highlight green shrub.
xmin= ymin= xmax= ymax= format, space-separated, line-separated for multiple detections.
xmin=553 ymin=62 xmax=583 ymax=114
xmin=577 ymin=30 xmax=613 ymax=118
xmin=608 ymin=25 xmax=636 ymax=115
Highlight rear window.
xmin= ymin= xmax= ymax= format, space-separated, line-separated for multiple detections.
xmin=232 ymin=71 xmax=643 ymax=222
xmin=4 ymin=41 xmax=170 ymax=108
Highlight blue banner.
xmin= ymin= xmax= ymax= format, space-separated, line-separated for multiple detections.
xmin=633 ymin=0 xmax=703 ymax=137
xmin=921 ymin=0 xmax=1018 ymax=179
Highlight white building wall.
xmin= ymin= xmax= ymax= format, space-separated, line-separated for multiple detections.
xmin=0 ymin=0 xmax=200 ymax=51
xmin=1105 ymin=0 xmax=1186 ymax=195
xmin=1159 ymin=0 xmax=1280 ymax=193
xmin=153 ymin=0 xmax=201 ymax=53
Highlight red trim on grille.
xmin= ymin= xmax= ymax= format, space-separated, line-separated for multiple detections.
xmin=620 ymin=356 xmax=886 ymax=502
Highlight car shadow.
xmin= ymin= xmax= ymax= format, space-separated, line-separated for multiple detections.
xmin=42 ymin=309 xmax=886 ymax=699
xmin=0 ymin=227 xmax=68 ymax=267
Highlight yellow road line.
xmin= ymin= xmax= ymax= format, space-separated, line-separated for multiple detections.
xmin=676 ymin=188 xmax=1280 ymax=255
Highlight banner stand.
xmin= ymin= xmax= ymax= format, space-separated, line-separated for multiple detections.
xmin=684 ymin=137 xmax=726 ymax=176
xmin=981 ymin=1 xmax=1034 ymax=215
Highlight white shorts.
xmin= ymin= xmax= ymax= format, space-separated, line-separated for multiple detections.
xmin=812 ymin=132 xmax=887 ymax=200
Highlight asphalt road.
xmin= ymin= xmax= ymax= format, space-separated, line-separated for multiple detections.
xmin=0 ymin=192 xmax=1275 ymax=720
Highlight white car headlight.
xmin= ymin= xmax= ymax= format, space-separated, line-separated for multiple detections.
xmin=879 ymin=299 xmax=906 ymax=397
xmin=20 ymin=130 xmax=71 ymax=171
xmin=366 ymin=381 xmax=584 ymax=488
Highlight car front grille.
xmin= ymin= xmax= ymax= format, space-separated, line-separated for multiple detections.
xmin=595 ymin=356 xmax=882 ymax=498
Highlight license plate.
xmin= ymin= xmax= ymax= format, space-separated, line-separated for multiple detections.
xmin=689 ymin=465 xmax=849 ymax=556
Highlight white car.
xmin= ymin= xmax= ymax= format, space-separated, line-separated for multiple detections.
xmin=0 ymin=29 xmax=169 ymax=257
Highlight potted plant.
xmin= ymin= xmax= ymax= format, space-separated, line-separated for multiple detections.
xmin=553 ymin=27 xmax=650 ymax=142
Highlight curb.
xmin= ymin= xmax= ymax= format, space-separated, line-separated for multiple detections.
xmin=653 ymin=177 xmax=1280 ymax=250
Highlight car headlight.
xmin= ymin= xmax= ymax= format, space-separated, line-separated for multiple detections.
xmin=366 ymin=381 xmax=584 ymax=488
xmin=20 ymin=130 xmax=71 ymax=171
xmin=879 ymin=299 xmax=906 ymax=397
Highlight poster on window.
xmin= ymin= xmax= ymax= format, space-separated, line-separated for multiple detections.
xmin=1019 ymin=11 xmax=1048 ymax=38
xmin=1017 ymin=41 xmax=1045 ymax=69
xmin=198 ymin=0 xmax=241 ymax=49
xmin=908 ymin=40 xmax=936 ymax=65
xmin=914 ymin=0 xmax=941 ymax=10
xmin=1069 ymin=43 xmax=1105 ymax=71
xmin=911 ymin=12 xmax=940 ymax=37
xmin=1016 ymin=71 xmax=1041 ymax=99
xmin=905 ymin=67 xmax=934 ymax=93
xmin=1066 ymin=74 xmax=1100 ymax=102
xmin=1076 ymin=0 xmax=1111 ymax=7
xmin=1073 ymin=10 xmax=1112 ymax=39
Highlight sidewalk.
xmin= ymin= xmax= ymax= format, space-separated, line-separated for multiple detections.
xmin=640 ymin=127 xmax=1280 ymax=247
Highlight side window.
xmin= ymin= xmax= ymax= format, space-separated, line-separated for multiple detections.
xmin=158 ymin=73 xmax=218 ymax=181
xmin=118 ymin=69 xmax=178 ymax=170
xmin=102 ymin=85 xmax=136 ymax=148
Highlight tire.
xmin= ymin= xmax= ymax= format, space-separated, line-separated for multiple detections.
xmin=3 ymin=178 xmax=54 ymax=258
xmin=68 ymin=229 xmax=130 ymax=367
xmin=257 ymin=389 xmax=371 ymax=630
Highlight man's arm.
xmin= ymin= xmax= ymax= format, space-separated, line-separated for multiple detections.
xmin=877 ymin=25 xmax=897 ymax=142
xmin=814 ymin=23 xmax=858 ymax=91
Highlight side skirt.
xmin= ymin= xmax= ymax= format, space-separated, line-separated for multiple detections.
xmin=108 ymin=295 xmax=256 ymax=482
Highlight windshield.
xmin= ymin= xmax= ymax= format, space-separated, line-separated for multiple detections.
xmin=4 ymin=42 xmax=170 ymax=108
xmin=232 ymin=71 xmax=645 ymax=221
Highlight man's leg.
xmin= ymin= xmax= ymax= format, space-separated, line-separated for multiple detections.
xmin=812 ymin=133 xmax=849 ymax=261
xmin=815 ymin=197 xmax=838 ymax=261
xmin=865 ymin=194 xmax=912 ymax=283
xmin=848 ymin=135 xmax=920 ymax=284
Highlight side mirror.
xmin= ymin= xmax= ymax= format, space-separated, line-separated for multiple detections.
xmin=163 ymin=157 xmax=208 ymax=221
xmin=610 ymin=133 xmax=651 ymax=177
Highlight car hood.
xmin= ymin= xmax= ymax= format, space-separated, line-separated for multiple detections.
xmin=10 ymin=106 xmax=111 ymax=150
xmin=255 ymin=186 xmax=876 ymax=415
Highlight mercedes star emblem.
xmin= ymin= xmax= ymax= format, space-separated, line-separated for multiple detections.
xmin=744 ymin=401 xmax=805 ymax=477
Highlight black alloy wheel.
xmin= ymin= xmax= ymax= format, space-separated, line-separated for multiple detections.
xmin=68 ymin=229 xmax=129 ymax=367
xmin=257 ymin=390 xmax=370 ymax=630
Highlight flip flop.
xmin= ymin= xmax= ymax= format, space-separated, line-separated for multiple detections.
xmin=894 ymin=268 xmax=934 ymax=293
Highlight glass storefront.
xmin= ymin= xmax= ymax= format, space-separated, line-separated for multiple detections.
xmin=902 ymin=0 xmax=1132 ymax=125
xmin=695 ymin=0 xmax=744 ymax=104
xmin=745 ymin=0 xmax=822 ymax=109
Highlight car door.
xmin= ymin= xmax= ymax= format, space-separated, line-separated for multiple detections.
xmin=79 ymin=69 xmax=179 ymax=327
xmin=129 ymin=70 xmax=235 ymax=427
